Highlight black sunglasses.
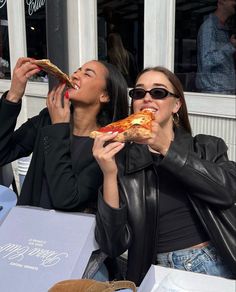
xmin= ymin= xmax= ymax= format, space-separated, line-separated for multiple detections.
xmin=129 ymin=88 xmax=179 ymax=100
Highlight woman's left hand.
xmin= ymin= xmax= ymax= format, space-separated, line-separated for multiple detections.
xmin=139 ymin=119 xmax=174 ymax=155
xmin=150 ymin=120 xmax=173 ymax=155
xmin=46 ymin=83 xmax=71 ymax=124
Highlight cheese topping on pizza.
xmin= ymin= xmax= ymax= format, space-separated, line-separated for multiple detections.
xmin=131 ymin=117 xmax=147 ymax=125
xmin=98 ymin=110 xmax=153 ymax=134
xmin=90 ymin=110 xmax=155 ymax=142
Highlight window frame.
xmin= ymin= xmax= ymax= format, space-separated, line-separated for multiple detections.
xmin=1 ymin=0 xmax=235 ymax=119
xmin=0 ymin=0 xmax=48 ymax=98
xmin=144 ymin=0 xmax=235 ymax=119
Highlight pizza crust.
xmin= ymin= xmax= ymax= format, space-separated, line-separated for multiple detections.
xmin=31 ymin=59 xmax=74 ymax=88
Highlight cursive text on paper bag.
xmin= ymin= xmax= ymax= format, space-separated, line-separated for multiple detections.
xmin=0 ymin=243 xmax=69 ymax=267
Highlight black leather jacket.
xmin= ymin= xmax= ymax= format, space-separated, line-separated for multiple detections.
xmin=95 ymin=127 xmax=236 ymax=286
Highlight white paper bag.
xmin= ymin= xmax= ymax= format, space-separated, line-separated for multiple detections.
xmin=138 ymin=265 xmax=236 ymax=292
xmin=0 ymin=206 xmax=99 ymax=292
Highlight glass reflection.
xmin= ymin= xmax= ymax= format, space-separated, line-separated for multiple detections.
xmin=0 ymin=0 xmax=10 ymax=80
xmin=175 ymin=0 xmax=236 ymax=95
xmin=25 ymin=0 xmax=47 ymax=82
xmin=97 ymin=0 xmax=144 ymax=87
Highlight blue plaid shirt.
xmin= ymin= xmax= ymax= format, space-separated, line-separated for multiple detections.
xmin=196 ymin=13 xmax=236 ymax=94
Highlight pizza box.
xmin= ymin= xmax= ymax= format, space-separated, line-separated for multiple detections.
xmin=0 ymin=206 xmax=99 ymax=292
xmin=138 ymin=265 xmax=235 ymax=292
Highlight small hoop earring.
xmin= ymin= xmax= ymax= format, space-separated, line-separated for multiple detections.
xmin=173 ymin=112 xmax=180 ymax=127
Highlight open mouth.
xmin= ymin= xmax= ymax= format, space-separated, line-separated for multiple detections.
xmin=141 ymin=108 xmax=157 ymax=113
xmin=73 ymin=84 xmax=80 ymax=90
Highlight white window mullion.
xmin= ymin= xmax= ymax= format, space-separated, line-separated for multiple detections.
xmin=5 ymin=0 xmax=28 ymax=122
xmin=7 ymin=0 xmax=27 ymax=72
xmin=0 ymin=0 xmax=27 ymax=96
xmin=6 ymin=0 xmax=48 ymax=121
xmin=186 ymin=92 xmax=236 ymax=118
xmin=67 ymin=0 xmax=97 ymax=74
xmin=144 ymin=0 xmax=175 ymax=70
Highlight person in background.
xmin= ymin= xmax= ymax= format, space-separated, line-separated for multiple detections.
xmin=93 ymin=66 xmax=236 ymax=286
xmin=107 ymin=32 xmax=139 ymax=87
xmin=196 ymin=0 xmax=236 ymax=94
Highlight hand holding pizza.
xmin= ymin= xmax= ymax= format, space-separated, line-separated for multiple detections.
xmin=90 ymin=110 xmax=154 ymax=142
xmin=140 ymin=118 xmax=174 ymax=156
xmin=6 ymin=57 xmax=41 ymax=103
xmin=46 ymin=83 xmax=71 ymax=124
xmin=92 ymin=132 xmax=125 ymax=176
xmin=90 ymin=110 xmax=173 ymax=156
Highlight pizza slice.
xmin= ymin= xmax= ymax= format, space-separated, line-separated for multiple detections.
xmin=31 ymin=59 xmax=74 ymax=88
xmin=90 ymin=110 xmax=155 ymax=142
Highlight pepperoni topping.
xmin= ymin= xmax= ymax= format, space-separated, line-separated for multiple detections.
xmin=99 ymin=126 xmax=124 ymax=133
xmin=98 ymin=110 xmax=154 ymax=134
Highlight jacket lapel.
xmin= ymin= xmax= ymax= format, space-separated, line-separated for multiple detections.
xmin=125 ymin=143 xmax=153 ymax=174
xmin=125 ymin=127 xmax=193 ymax=174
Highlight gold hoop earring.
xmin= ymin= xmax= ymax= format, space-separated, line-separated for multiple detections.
xmin=172 ymin=112 xmax=180 ymax=127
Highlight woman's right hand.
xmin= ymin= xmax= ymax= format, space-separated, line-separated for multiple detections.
xmin=92 ymin=132 xmax=125 ymax=176
xmin=6 ymin=57 xmax=41 ymax=103
xmin=93 ymin=132 xmax=125 ymax=208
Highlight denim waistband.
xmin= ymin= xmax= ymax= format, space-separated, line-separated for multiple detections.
xmin=156 ymin=241 xmax=234 ymax=279
xmin=157 ymin=241 xmax=215 ymax=262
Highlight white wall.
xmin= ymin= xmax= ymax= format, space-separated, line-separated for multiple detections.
xmin=189 ymin=115 xmax=236 ymax=161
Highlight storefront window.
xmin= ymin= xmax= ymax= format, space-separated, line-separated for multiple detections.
xmin=25 ymin=0 xmax=47 ymax=82
xmin=97 ymin=0 xmax=144 ymax=87
xmin=0 ymin=0 xmax=10 ymax=80
xmin=175 ymin=0 xmax=236 ymax=95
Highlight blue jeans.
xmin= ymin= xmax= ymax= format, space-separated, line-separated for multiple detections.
xmin=92 ymin=263 xmax=109 ymax=281
xmin=156 ymin=242 xmax=233 ymax=279
xmin=93 ymin=265 xmax=132 ymax=291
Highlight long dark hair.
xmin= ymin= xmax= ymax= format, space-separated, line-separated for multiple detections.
xmin=107 ymin=33 xmax=130 ymax=76
xmin=132 ymin=66 xmax=192 ymax=134
xmin=97 ymin=61 xmax=129 ymax=126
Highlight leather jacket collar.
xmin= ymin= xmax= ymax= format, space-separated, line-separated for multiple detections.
xmin=125 ymin=127 xmax=192 ymax=174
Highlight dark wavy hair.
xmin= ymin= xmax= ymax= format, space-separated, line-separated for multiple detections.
xmin=96 ymin=61 xmax=129 ymax=126
xmin=131 ymin=66 xmax=192 ymax=134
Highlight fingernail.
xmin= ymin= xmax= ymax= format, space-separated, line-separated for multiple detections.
xmin=64 ymin=91 xmax=69 ymax=99
xmin=106 ymin=131 xmax=118 ymax=135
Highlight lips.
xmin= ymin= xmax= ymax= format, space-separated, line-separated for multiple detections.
xmin=141 ymin=107 xmax=157 ymax=113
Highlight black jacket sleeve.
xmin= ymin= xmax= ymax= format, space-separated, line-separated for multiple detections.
xmin=95 ymin=192 xmax=132 ymax=258
xmin=0 ymin=93 xmax=37 ymax=165
xmin=161 ymin=134 xmax=236 ymax=207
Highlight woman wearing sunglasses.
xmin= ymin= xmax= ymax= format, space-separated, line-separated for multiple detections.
xmin=92 ymin=66 xmax=236 ymax=286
